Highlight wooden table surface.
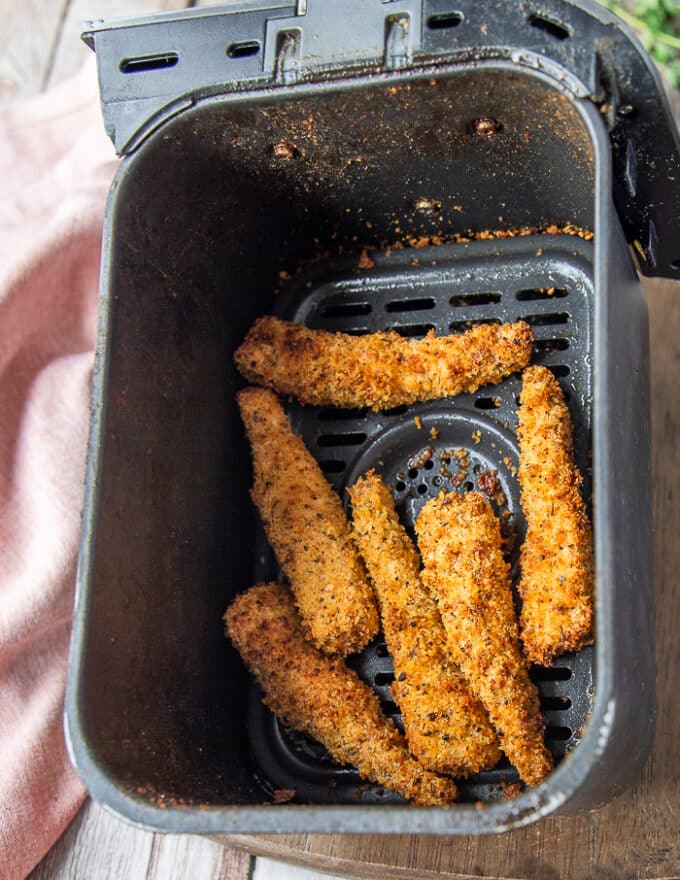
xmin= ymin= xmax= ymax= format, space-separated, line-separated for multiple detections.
xmin=6 ymin=2 xmax=680 ymax=878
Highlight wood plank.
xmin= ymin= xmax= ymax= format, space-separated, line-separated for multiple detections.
xmin=0 ymin=0 xmax=70 ymax=101
xmin=28 ymin=800 xmax=154 ymax=880
xmin=144 ymin=820 xmax=252 ymax=880
xmin=29 ymin=799 xmax=252 ymax=880
xmin=254 ymin=857 xmax=349 ymax=880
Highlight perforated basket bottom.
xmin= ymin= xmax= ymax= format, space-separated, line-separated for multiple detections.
xmin=248 ymin=234 xmax=594 ymax=804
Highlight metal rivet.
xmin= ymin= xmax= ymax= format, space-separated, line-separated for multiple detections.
xmin=472 ymin=117 xmax=500 ymax=136
xmin=272 ymin=141 xmax=299 ymax=160
xmin=412 ymin=197 xmax=441 ymax=214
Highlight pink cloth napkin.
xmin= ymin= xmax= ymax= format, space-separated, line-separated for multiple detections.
xmin=0 ymin=61 xmax=118 ymax=879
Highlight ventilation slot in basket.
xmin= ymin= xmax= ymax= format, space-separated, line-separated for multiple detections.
xmin=120 ymin=52 xmax=179 ymax=74
xmin=534 ymin=337 xmax=570 ymax=352
xmin=517 ymin=287 xmax=569 ymax=301
xmin=319 ymin=460 xmax=346 ymax=474
xmin=386 ymin=297 xmax=436 ymax=313
xmin=527 ymin=13 xmax=571 ymax=41
xmin=525 ymin=312 xmax=570 ymax=326
xmin=450 ymin=292 xmax=501 ymax=306
xmin=321 ymin=302 xmax=371 ymax=318
xmin=227 ymin=40 xmax=260 ymax=58
xmin=450 ymin=317 xmax=501 ymax=332
xmin=317 ymin=432 xmax=367 ymax=447
xmin=427 ymin=11 xmax=464 ymax=29
xmin=392 ymin=323 xmax=435 ymax=337
xmin=531 ymin=666 xmax=573 ymax=682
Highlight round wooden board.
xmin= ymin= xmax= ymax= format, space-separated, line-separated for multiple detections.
xmin=217 ymin=277 xmax=680 ymax=880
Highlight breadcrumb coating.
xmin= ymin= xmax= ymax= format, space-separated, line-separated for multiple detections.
xmin=237 ymin=387 xmax=379 ymax=656
xmin=349 ymin=472 xmax=501 ymax=776
xmin=416 ymin=492 xmax=553 ymax=787
xmin=225 ymin=584 xmax=458 ymax=805
xmin=516 ymin=366 xmax=594 ymax=666
xmin=234 ymin=316 xmax=534 ymax=411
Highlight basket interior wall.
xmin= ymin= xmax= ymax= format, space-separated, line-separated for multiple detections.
xmin=80 ymin=66 xmax=596 ymax=805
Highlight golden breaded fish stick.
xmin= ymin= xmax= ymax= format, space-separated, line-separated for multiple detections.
xmin=234 ymin=316 xmax=534 ymax=411
xmin=237 ymin=387 xmax=379 ymax=656
xmin=416 ymin=492 xmax=553 ymax=787
xmin=225 ymin=584 xmax=458 ymax=805
xmin=349 ymin=471 xmax=501 ymax=776
xmin=516 ymin=365 xmax=594 ymax=666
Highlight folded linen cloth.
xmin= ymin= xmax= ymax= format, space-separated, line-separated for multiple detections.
xmin=0 ymin=60 xmax=118 ymax=879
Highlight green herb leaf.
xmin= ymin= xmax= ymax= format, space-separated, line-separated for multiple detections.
xmin=598 ymin=0 xmax=680 ymax=86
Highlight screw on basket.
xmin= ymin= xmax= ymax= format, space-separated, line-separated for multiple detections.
xmin=472 ymin=117 xmax=501 ymax=136
xmin=412 ymin=197 xmax=442 ymax=215
xmin=272 ymin=141 xmax=300 ymax=160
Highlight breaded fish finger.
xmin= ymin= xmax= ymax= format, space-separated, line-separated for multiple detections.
xmin=237 ymin=387 xmax=379 ymax=656
xmin=416 ymin=492 xmax=553 ymax=787
xmin=225 ymin=584 xmax=457 ymax=805
xmin=516 ymin=365 xmax=594 ymax=666
xmin=234 ymin=316 xmax=534 ymax=411
xmin=349 ymin=472 xmax=501 ymax=776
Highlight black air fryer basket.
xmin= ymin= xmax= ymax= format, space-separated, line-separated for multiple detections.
xmin=67 ymin=0 xmax=680 ymax=834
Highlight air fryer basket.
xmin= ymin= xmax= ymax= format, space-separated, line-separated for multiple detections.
xmin=251 ymin=234 xmax=595 ymax=806
xmin=66 ymin=0 xmax=678 ymax=834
